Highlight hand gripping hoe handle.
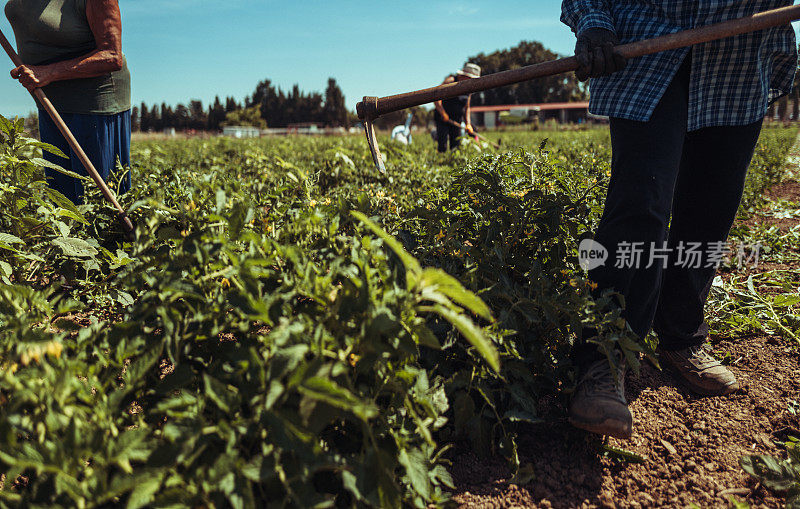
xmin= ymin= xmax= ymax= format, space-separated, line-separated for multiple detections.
xmin=0 ymin=28 xmax=136 ymax=238
xmin=357 ymin=3 xmax=800 ymax=171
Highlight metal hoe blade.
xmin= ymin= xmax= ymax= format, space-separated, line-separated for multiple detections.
xmin=357 ymin=96 xmax=386 ymax=173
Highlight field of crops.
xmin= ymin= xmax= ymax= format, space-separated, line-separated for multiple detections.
xmin=0 ymin=115 xmax=798 ymax=507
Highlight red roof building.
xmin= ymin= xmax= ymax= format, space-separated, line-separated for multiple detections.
xmin=470 ymin=102 xmax=597 ymax=128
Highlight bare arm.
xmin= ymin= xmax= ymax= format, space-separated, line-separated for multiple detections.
xmin=10 ymin=0 xmax=124 ymax=92
xmin=434 ymin=76 xmax=456 ymax=122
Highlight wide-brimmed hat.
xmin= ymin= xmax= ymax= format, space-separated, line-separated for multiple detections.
xmin=457 ymin=62 xmax=481 ymax=79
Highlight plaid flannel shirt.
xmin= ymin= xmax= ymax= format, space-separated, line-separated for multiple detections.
xmin=561 ymin=0 xmax=798 ymax=130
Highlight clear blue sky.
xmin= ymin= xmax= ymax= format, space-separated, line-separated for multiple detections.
xmin=0 ymin=0 xmax=576 ymax=118
xmin=1 ymin=1 xmax=799 ymax=119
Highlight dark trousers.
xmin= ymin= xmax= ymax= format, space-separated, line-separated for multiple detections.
xmin=577 ymin=57 xmax=763 ymax=366
xmin=436 ymin=119 xmax=460 ymax=152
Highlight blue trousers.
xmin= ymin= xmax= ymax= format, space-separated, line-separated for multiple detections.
xmin=39 ymin=109 xmax=132 ymax=205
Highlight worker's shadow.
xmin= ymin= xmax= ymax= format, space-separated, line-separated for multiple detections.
xmin=448 ymin=420 xmax=608 ymax=506
xmin=448 ymin=363 xmax=692 ymax=507
xmin=624 ymin=357 xmax=710 ymax=405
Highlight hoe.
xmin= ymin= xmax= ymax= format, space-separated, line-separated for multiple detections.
xmin=358 ymin=4 xmax=800 ymax=173
xmin=0 ymin=29 xmax=135 ymax=238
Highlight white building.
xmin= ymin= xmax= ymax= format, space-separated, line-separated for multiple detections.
xmin=222 ymin=126 xmax=262 ymax=139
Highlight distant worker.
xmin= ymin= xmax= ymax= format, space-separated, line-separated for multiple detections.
xmin=391 ymin=112 xmax=414 ymax=145
xmin=561 ymin=0 xmax=796 ymax=440
xmin=433 ymin=63 xmax=480 ymax=152
xmin=5 ymin=0 xmax=132 ymax=205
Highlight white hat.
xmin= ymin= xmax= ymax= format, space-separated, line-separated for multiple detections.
xmin=457 ymin=62 xmax=481 ymax=79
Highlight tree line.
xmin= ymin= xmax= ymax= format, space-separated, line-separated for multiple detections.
xmin=132 ymin=40 xmax=593 ymax=133
xmin=133 ymin=78 xmax=351 ymax=132
xmin=467 ymin=41 xmax=586 ymax=106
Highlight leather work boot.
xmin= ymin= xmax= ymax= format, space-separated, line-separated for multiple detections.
xmin=569 ymin=356 xmax=632 ymax=439
xmin=658 ymin=344 xmax=740 ymax=396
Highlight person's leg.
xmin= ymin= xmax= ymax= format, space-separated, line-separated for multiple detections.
xmin=448 ymin=123 xmax=459 ymax=151
xmin=654 ymin=120 xmax=763 ymax=349
xmin=436 ymin=120 xmax=448 ymax=153
xmin=116 ymin=110 xmax=132 ymax=195
xmin=569 ymin=57 xmax=691 ymax=439
xmin=573 ymin=58 xmax=692 ymax=369
xmin=101 ymin=110 xmax=132 ymax=196
xmin=65 ymin=114 xmax=112 ymax=205
xmin=39 ymin=112 xmax=120 ymax=205
xmin=39 ymin=111 xmax=83 ymax=204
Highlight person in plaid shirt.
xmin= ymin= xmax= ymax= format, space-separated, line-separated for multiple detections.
xmin=561 ymin=0 xmax=797 ymax=439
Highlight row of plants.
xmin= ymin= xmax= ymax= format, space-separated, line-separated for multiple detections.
xmin=1 ymin=114 xmax=798 ymax=506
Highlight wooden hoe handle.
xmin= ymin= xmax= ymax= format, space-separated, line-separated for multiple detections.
xmin=0 ymin=28 xmax=135 ymax=236
xmin=358 ymin=3 xmax=800 ymax=120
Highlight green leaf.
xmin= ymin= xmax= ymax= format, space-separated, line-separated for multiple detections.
xmin=228 ymin=201 xmax=248 ymax=239
xmin=32 ymin=158 xmax=91 ymax=181
xmin=419 ymin=268 xmax=493 ymax=321
xmin=23 ymin=138 xmax=69 ymax=159
xmin=55 ymin=208 xmax=88 ymax=225
xmin=0 ymin=114 xmax=12 ymax=135
xmin=125 ymin=343 xmax=164 ymax=386
xmin=398 ymin=448 xmax=431 ymax=499
xmin=45 ymin=187 xmax=86 ymax=216
xmin=773 ymin=294 xmax=800 ymax=308
xmin=0 ymin=233 xmax=25 ymax=246
xmin=204 ymin=374 xmax=239 ymax=413
xmin=740 ymin=455 xmax=800 ymax=492
xmin=602 ymin=443 xmax=647 ymax=463
xmin=297 ymin=377 xmax=378 ymax=421
xmin=126 ymin=473 xmax=163 ymax=509
xmin=503 ymin=409 xmax=542 ymax=425
xmin=727 ymin=497 xmax=751 ymax=509
xmin=342 ymin=470 xmax=365 ymax=502
xmin=52 ymin=237 xmax=98 ymax=258
xmin=351 ymin=211 xmax=421 ymax=278
xmin=431 ymin=304 xmax=500 ymax=373
xmin=410 ymin=323 xmax=441 ymax=349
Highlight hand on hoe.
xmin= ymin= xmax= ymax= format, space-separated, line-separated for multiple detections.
xmin=574 ymin=28 xmax=627 ymax=81
xmin=10 ymin=64 xmax=54 ymax=92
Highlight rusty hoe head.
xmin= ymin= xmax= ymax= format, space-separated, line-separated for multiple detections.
xmin=357 ymin=97 xmax=386 ymax=173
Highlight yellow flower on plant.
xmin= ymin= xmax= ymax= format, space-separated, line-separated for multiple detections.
xmin=46 ymin=341 xmax=63 ymax=359
xmin=21 ymin=349 xmax=41 ymax=366
xmin=20 ymin=341 xmax=63 ymax=366
xmin=221 ymin=278 xmax=230 ymax=289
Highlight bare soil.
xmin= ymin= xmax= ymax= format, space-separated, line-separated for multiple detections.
xmin=450 ymin=178 xmax=800 ymax=507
